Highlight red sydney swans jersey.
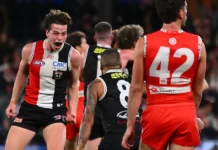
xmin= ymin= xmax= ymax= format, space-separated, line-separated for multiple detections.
xmin=24 ymin=40 xmax=75 ymax=109
xmin=144 ymin=29 xmax=202 ymax=105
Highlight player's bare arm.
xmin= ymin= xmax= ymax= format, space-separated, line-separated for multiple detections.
xmin=79 ymin=46 xmax=89 ymax=82
xmin=77 ymin=79 xmax=103 ymax=149
xmin=192 ymin=41 xmax=207 ymax=112
xmin=122 ymin=37 xmax=144 ymax=149
xmin=202 ymin=78 xmax=209 ymax=91
xmin=68 ymin=49 xmax=81 ymax=122
xmin=6 ymin=43 xmax=32 ymax=118
xmin=127 ymin=37 xmax=144 ymax=128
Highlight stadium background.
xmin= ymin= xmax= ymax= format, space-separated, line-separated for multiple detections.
xmin=0 ymin=0 xmax=217 ymax=149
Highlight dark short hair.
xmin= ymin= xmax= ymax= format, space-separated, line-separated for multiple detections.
xmin=67 ymin=31 xmax=86 ymax=47
xmin=154 ymin=0 xmax=186 ymax=23
xmin=95 ymin=21 xmax=112 ymax=40
xmin=44 ymin=9 xmax=72 ymax=30
xmin=117 ymin=24 xmax=144 ymax=49
xmin=101 ymin=49 xmax=121 ymax=68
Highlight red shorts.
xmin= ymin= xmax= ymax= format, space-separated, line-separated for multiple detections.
xmin=66 ymin=97 xmax=84 ymax=140
xmin=141 ymin=104 xmax=200 ymax=149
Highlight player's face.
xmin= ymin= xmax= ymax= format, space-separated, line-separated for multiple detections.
xmin=46 ymin=24 xmax=67 ymax=51
xmin=181 ymin=1 xmax=188 ymax=26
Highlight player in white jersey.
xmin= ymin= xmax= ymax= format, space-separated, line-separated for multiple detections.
xmin=5 ymin=9 xmax=81 ymax=150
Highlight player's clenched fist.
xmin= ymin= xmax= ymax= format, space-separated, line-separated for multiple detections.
xmin=66 ymin=112 xmax=76 ymax=124
xmin=196 ymin=118 xmax=204 ymax=131
xmin=6 ymin=102 xmax=16 ymax=118
xmin=122 ymin=127 xmax=135 ymax=149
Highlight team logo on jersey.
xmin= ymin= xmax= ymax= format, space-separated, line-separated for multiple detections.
xmin=53 ymin=71 xmax=64 ymax=80
xmin=169 ymin=38 xmax=177 ymax=45
xmin=33 ymin=60 xmax=45 ymax=66
xmin=52 ymin=61 xmax=67 ymax=71
xmin=116 ymin=110 xmax=140 ymax=119
xmin=94 ymin=47 xmax=106 ymax=54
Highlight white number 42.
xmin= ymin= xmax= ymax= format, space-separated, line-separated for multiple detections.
xmin=149 ymin=46 xmax=195 ymax=85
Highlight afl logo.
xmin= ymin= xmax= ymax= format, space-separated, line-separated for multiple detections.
xmin=169 ymin=38 xmax=177 ymax=45
xmin=33 ymin=60 xmax=45 ymax=66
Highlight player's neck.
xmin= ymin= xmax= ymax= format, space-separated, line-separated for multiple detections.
xmin=97 ymin=41 xmax=111 ymax=48
xmin=44 ymin=39 xmax=60 ymax=53
xmin=119 ymin=48 xmax=134 ymax=51
xmin=162 ymin=22 xmax=182 ymax=32
xmin=103 ymin=67 xmax=121 ymax=74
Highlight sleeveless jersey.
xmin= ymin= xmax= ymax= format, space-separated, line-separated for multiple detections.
xmin=83 ymin=44 xmax=111 ymax=101
xmin=144 ymin=29 xmax=202 ymax=105
xmin=97 ymin=69 xmax=141 ymax=135
xmin=24 ymin=40 xmax=73 ymax=109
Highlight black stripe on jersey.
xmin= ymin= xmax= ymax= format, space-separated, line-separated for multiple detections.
xmin=53 ymin=43 xmax=71 ymax=108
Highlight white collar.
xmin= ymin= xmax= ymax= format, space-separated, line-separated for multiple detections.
xmin=106 ymin=69 xmax=122 ymax=73
xmin=97 ymin=43 xmax=111 ymax=48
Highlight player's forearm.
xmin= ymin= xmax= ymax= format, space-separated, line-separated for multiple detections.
xmin=127 ymin=86 xmax=143 ymax=128
xmin=78 ymin=118 xmax=94 ymax=148
xmin=68 ymin=84 xmax=79 ymax=114
xmin=11 ymin=72 xmax=28 ymax=103
xmin=193 ymin=93 xmax=202 ymax=112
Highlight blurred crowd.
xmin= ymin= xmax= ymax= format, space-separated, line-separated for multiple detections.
xmin=0 ymin=0 xmax=217 ymax=146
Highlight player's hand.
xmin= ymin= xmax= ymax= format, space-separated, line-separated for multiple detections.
xmin=122 ymin=126 xmax=135 ymax=149
xmin=66 ymin=112 xmax=76 ymax=124
xmin=6 ymin=102 xmax=17 ymax=118
xmin=196 ymin=118 xmax=204 ymax=131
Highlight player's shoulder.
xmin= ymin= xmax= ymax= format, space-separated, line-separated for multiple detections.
xmin=22 ymin=42 xmax=35 ymax=57
xmin=183 ymin=31 xmax=203 ymax=44
xmin=183 ymin=31 xmax=200 ymax=38
xmin=144 ymin=30 xmax=161 ymax=37
xmin=64 ymin=42 xmax=74 ymax=50
xmin=88 ymin=78 xmax=103 ymax=89
xmin=64 ymin=42 xmax=79 ymax=55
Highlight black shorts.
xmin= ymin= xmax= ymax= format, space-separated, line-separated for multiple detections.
xmin=12 ymin=101 xmax=67 ymax=132
xmin=98 ymin=133 xmax=140 ymax=150
xmin=88 ymin=105 xmax=104 ymax=140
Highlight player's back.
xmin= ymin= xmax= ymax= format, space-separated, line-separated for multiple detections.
xmin=97 ymin=70 xmax=140 ymax=150
xmin=144 ymin=29 xmax=201 ymax=106
xmin=83 ymin=45 xmax=111 ymax=98
xmin=97 ymin=70 xmax=141 ymax=135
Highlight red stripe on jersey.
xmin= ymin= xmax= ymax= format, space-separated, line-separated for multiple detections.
xmin=24 ymin=40 xmax=44 ymax=105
